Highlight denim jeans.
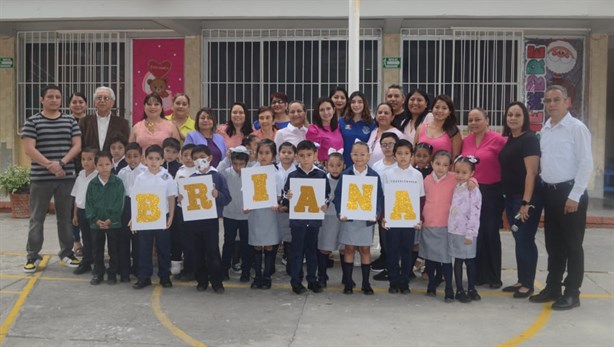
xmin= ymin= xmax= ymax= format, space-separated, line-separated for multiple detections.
xmin=290 ymin=225 xmax=319 ymax=286
xmin=26 ymin=179 xmax=75 ymax=260
xmin=505 ymin=194 xmax=543 ymax=290
xmin=385 ymin=227 xmax=415 ymax=286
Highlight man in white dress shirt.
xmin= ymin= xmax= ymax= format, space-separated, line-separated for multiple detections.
xmin=529 ymin=85 xmax=593 ymax=311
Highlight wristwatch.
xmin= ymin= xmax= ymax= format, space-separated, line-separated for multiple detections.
xmin=521 ymin=200 xmax=530 ymax=206
xmin=59 ymin=160 xmax=66 ymax=168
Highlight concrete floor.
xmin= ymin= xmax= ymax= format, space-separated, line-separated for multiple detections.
xmin=0 ymin=213 xmax=613 ymax=347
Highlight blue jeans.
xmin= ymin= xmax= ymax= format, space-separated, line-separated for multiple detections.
xmin=385 ymin=227 xmax=415 ymax=286
xmin=505 ymin=195 xmax=543 ymax=290
xmin=222 ymin=218 xmax=250 ymax=273
xmin=138 ymin=228 xmax=171 ymax=280
xmin=290 ymin=225 xmax=319 ymax=286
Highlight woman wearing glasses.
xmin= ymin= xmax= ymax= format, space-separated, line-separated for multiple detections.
xmin=367 ymin=102 xmax=408 ymax=166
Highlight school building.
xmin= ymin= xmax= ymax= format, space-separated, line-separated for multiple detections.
xmin=0 ymin=0 xmax=613 ymax=197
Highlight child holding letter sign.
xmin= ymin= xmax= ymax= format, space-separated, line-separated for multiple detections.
xmin=282 ymin=140 xmax=330 ymax=294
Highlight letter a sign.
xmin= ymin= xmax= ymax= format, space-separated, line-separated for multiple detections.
xmin=289 ymin=178 xmax=326 ymax=220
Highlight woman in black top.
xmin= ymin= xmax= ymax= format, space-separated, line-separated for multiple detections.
xmin=498 ymin=102 xmax=543 ymax=298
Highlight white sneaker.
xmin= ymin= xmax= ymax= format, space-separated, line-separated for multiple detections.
xmin=62 ymin=255 xmax=80 ymax=268
xmin=353 ymin=251 xmax=361 ymax=267
xmin=170 ymin=261 xmax=182 ymax=275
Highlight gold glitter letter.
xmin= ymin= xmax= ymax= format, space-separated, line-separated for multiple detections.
xmin=251 ymin=173 xmax=269 ymax=202
xmin=294 ymin=185 xmax=319 ymax=213
xmin=184 ymin=183 xmax=213 ymax=211
xmin=347 ymin=183 xmax=373 ymax=211
xmin=136 ymin=193 xmax=161 ymax=223
xmin=390 ymin=190 xmax=416 ymax=220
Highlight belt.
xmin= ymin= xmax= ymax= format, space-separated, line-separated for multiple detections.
xmin=543 ymin=179 xmax=574 ymax=190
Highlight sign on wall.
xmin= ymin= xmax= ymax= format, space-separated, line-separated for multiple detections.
xmin=524 ymin=37 xmax=585 ymax=131
xmin=132 ymin=39 xmax=185 ymax=124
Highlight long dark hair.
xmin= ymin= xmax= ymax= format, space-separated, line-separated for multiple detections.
xmin=142 ymin=93 xmax=164 ymax=119
xmin=226 ymin=102 xmax=253 ymax=138
xmin=329 ymin=86 xmax=348 ymax=117
xmin=403 ymin=88 xmax=430 ymax=131
xmin=432 ymin=95 xmax=459 ymax=137
xmin=502 ymin=101 xmax=530 ymax=137
xmin=344 ymin=91 xmax=373 ymax=125
xmin=312 ymin=98 xmax=338 ymax=131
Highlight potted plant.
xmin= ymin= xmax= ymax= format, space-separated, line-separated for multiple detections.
xmin=0 ymin=166 xmax=31 ymax=218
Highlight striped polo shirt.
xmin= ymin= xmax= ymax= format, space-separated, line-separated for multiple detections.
xmin=21 ymin=112 xmax=81 ymax=181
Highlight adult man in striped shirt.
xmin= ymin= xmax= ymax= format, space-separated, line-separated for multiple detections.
xmin=21 ymin=85 xmax=82 ymax=273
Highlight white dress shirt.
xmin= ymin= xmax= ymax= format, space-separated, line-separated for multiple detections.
xmin=274 ymin=123 xmax=308 ymax=149
xmin=70 ymin=169 xmax=99 ymax=209
xmin=96 ymin=112 xmax=111 ymax=150
xmin=540 ymin=112 xmax=593 ymax=202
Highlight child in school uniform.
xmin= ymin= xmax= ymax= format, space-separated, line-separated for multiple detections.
xmin=220 ymin=146 xmax=252 ymax=282
xmin=162 ymin=137 xmax=182 ymax=178
xmin=276 ymin=142 xmax=297 ymax=275
xmin=173 ymin=143 xmax=197 ymax=281
xmin=109 ymin=135 xmax=128 ymax=175
xmin=448 ymin=155 xmax=482 ymax=303
xmin=381 ymin=140 xmax=425 ymax=294
xmin=183 ymin=145 xmax=231 ymax=293
xmin=334 ymin=141 xmax=384 ymax=295
xmin=317 ymin=150 xmax=345 ymax=288
xmin=117 ymin=142 xmax=147 ymax=281
xmin=71 ymin=147 xmax=98 ymax=275
xmin=371 ymin=132 xmax=400 ymax=281
xmin=282 ymin=140 xmax=330 ymax=294
xmin=412 ymin=142 xmax=434 ymax=279
xmin=131 ymin=145 xmax=177 ymax=289
xmin=86 ymin=151 xmax=125 ymax=285
xmin=245 ymin=139 xmax=282 ymax=289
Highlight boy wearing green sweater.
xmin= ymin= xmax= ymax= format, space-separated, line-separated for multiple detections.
xmin=86 ymin=151 xmax=125 ymax=285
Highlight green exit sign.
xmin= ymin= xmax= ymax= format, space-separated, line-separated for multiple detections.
xmin=383 ymin=57 xmax=401 ymax=69
xmin=0 ymin=57 xmax=14 ymax=68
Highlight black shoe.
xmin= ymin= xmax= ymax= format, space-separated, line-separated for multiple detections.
xmin=444 ymin=290 xmax=454 ymax=303
xmin=159 ymin=277 xmax=173 ymax=288
xmin=408 ymin=271 xmax=417 ymax=280
xmin=551 ymin=295 xmax=580 ymax=311
xmin=318 ymin=279 xmax=327 ymax=288
xmin=468 ymin=289 xmax=481 ymax=301
xmin=196 ymin=283 xmax=208 ymax=292
xmin=529 ymin=287 xmax=562 ymax=303
xmin=107 ymin=276 xmax=117 ymax=285
xmin=362 ymin=285 xmax=374 ymax=295
xmin=513 ymin=288 xmax=534 ymax=299
xmin=502 ymin=284 xmax=522 ymax=292
xmin=343 ymin=287 xmax=353 ymax=295
xmin=489 ymin=282 xmax=503 ymax=289
xmin=133 ymin=278 xmax=152 ymax=289
xmin=90 ymin=276 xmax=103 ymax=285
xmin=240 ymin=272 xmax=251 ymax=282
xmin=308 ymin=282 xmax=323 ymax=293
xmin=373 ymin=270 xmax=388 ymax=281
xmin=370 ymin=257 xmax=386 ymax=272
xmin=212 ymin=283 xmax=225 ymax=294
xmin=425 ymin=289 xmax=436 ymax=297
xmin=73 ymin=264 xmax=91 ymax=275
xmin=251 ymin=278 xmax=263 ymax=289
xmin=261 ymin=278 xmax=272 ymax=290
xmin=388 ymin=283 xmax=399 ymax=294
xmin=399 ymin=285 xmax=411 ymax=295
xmin=455 ymin=290 xmax=471 ymax=303
xmin=292 ymin=284 xmax=307 ymax=294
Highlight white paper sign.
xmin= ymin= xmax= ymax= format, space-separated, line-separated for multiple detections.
xmin=131 ymin=184 xmax=168 ymax=231
xmin=241 ymin=165 xmax=278 ymax=210
xmin=339 ymin=175 xmax=378 ymax=221
xmin=178 ymin=175 xmax=218 ymax=221
xmin=289 ymin=178 xmax=326 ymax=220
xmin=384 ymin=182 xmax=421 ymax=228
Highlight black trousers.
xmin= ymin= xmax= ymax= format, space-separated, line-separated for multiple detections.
xmin=92 ymin=228 xmax=120 ymax=278
xmin=475 ymin=183 xmax=504 ymax=285
xmin=543 ymin=182 xmax=588 ymax=296
xmin=119 ymin=197 xmax=138 ymax=278
xmin=189 ymin=218 xmax=223 ymax=287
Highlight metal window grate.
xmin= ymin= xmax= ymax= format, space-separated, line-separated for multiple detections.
xmin=203 ymin=29 xmax=381 ymax=123
xmin=16 ymin=31 xmax=127 ymax=133
xmin=401 ymin=28 xmax=523 ymax=129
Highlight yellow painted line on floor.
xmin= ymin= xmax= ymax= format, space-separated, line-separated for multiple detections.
xmin=40 ymin=276 xmax=89 ymax=283
xmin=0 ymin=291 xmax=22 ymax=295
xmin=151 ymin=285 xmax=207 ymax=347
xmin=0 ymin=255 xmax=49 ymax=346
xmin=496 ymin=303 xmax=552 ymax=347
xmin=580 ymin=294 xmax=614 ymax=299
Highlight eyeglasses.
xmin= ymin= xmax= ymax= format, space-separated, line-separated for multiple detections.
xmin=96 ymin=96 xmax=112 ymax=102
xmin=380 ymin=142 xmax=395 ymax=148
xmin=271 ymin=100 xmax=285 ymax=106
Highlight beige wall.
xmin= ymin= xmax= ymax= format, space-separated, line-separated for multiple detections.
xmin=0 ymin=36 xmax=17 ymax=170
xmin=381 ymin=33 xmax=401 ymax=98
xmin=184 ymin=36 xmax=201 ymax=114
